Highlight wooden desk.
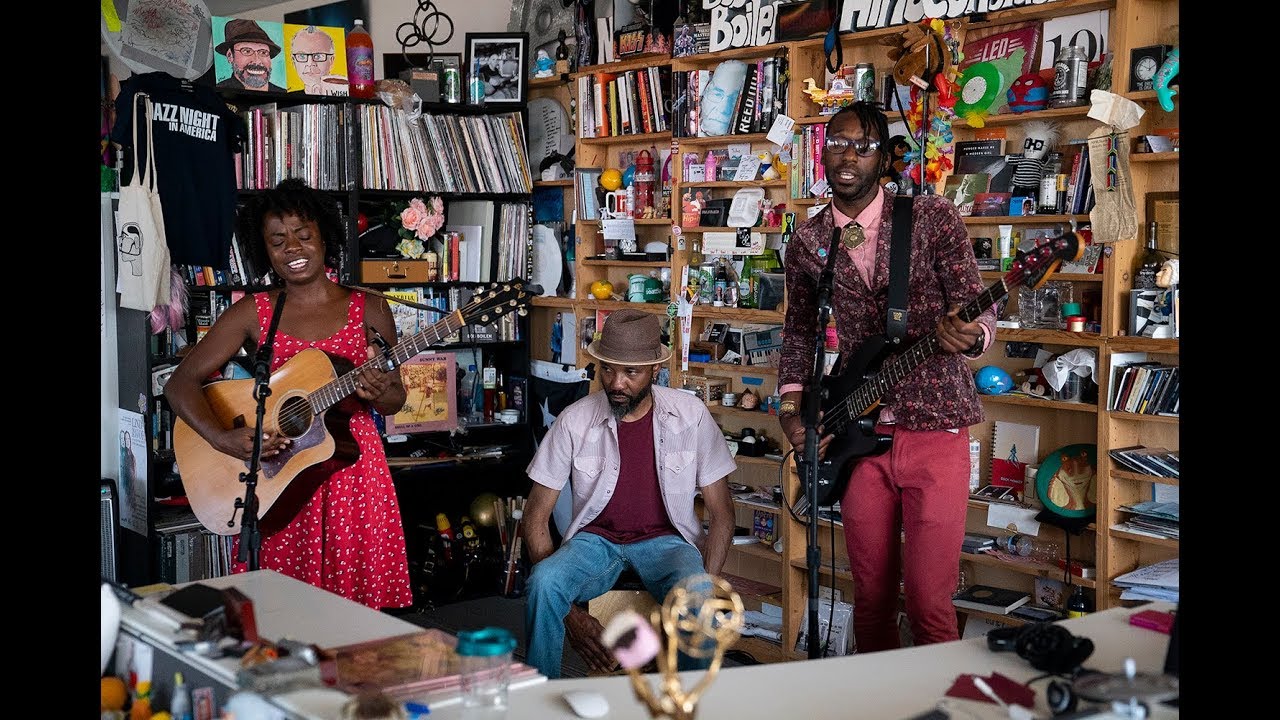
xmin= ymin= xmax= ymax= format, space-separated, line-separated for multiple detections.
xmin=429 ymin=603 xmax=1178 ymax=720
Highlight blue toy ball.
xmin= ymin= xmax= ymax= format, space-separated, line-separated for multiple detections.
xmin=975 ymin=366 xmax=1013 ymax=395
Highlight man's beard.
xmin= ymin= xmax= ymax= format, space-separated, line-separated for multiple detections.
xmin=608 ymin=382 xmax=652 ymax=420
xmin=238 ymin=64 xmax=270 ymax=88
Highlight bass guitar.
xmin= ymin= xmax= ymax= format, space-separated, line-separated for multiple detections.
xmin=800 ymin=232 xmax=1085 ymax=509
xmin=175 ymin=280 xmax=535 ymax=536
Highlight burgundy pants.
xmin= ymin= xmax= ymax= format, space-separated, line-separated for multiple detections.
xmin=840 ymin=425 xmax=970 ymax=652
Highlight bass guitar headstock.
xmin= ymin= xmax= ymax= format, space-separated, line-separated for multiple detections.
xmin=1008 ymin=231 xmax=1086 ymax=291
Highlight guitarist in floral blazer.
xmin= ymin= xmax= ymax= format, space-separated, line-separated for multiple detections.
xmin=777 ymin=102 xmax=997 ymax=652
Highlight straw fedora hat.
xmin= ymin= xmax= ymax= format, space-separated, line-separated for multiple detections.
xmin=586 ymin=308 xmax=671 ymax=366
xmin=216 ymin=18 xmax=282 ymax=58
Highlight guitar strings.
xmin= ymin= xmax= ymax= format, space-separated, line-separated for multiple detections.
xmin=269 ymin=287 xmax=521 ymax=432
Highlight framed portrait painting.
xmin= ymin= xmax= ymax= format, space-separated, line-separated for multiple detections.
xmin=464 ymin=32 xmax=528 ymax=105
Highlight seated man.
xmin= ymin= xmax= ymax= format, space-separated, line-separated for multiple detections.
xmin=522 ymin=308 xmax=736 ymax=678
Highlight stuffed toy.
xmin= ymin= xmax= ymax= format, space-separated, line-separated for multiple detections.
xmin=1007 ymin=73 xmax=1049 ymax=113
xmin=1009 ymin=120 xmax=1061 ymax=198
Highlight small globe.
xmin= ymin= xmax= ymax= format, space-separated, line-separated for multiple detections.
xmin=470 ymin=492 xmax=502 ymax=527
xmin=600 ymin=168 xmax=623 ymax=191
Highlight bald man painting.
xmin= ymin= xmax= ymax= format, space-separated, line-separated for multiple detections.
xmin=285 ymin=24 xmax=348 ymax=96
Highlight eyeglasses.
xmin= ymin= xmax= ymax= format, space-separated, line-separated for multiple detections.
xmin=292 ymin=52 xmax=333 ymax=63
xmin=235 ymin=47 xmax=272 ymax=59
xmin=823 ymin=136 xmax=881 ymax=157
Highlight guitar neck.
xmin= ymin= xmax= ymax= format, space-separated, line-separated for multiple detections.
xmin=850 ymin=280 xmax=1009 ymax=411
xmin=309 ymin=310 xmax=466 ymax=413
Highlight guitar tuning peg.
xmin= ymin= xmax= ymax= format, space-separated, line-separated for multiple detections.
xmin=517 ymin=308 xmax=527 ymax=317
xmin=481 ymin=314 xmax=491 ymax=322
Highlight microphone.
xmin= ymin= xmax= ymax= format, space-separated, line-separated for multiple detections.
xmin=252 ymin=348 xmax=272 ymax=392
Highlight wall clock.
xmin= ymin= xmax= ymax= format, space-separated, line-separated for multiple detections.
xmin=1129 ymin=45 xmax=1171 ymax=92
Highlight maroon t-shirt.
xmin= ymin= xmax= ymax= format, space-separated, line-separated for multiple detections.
xmin=580 ymin=406 xmax=678 ymax=544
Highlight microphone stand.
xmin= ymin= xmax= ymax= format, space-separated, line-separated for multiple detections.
xmin=802 ymin=227 xmax=843 ymax=659
xmin=235 ymin=291 xmax=287 ymax=570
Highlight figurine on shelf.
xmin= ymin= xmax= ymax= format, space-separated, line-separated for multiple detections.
xmin=533 ymin=48 xmax=555 ymax=78
xmin=555 ymin=29 xmax=573 ymax=75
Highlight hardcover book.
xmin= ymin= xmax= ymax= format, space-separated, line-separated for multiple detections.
xmin=952 ymin=584 xmax=1031 ymax=614
xmin=954 ymin=138 xmax=1015 ymax=193
xmin=972 ymin=192 xmax=1013 ymax=217
xmin=319 ymin=628 xmax=542 ymax=700
xmin=944 ymin=172 xmax=989 ymax=216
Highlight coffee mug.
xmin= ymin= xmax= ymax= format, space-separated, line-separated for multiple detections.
xmin=322 ymin=75 xmax=350 ymax=96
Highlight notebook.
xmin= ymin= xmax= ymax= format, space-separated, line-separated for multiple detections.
xmin=990 ymin=420 xmax=1040 ymax=489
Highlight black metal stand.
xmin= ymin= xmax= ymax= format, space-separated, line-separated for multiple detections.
xmin=802 ymin=227 xmax=843 ymax=659
xmin=234 ymin=291 xmax=286 ymax=570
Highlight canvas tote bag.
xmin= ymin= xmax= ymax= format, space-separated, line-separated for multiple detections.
xmin=116 ymin=92 xmax=171 ymax=312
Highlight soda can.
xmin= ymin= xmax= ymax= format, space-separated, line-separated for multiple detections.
xmin=854 ymin=63 xmax=876 ymax=103
xmin=443 ymin=67 xmax=461 ymax=104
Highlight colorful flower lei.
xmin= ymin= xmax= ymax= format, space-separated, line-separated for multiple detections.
xmin=902 ymin=18 xmax=960 ymax=189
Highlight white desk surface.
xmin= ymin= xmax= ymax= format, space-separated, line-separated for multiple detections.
xmin=119 ymin=571 xmax=1176 ymax=720
xmin=429 ymin=602 xmax=1179 ymax=720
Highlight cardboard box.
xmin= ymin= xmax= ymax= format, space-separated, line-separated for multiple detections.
xmin=361 ymin=259 xmax=432 ymax=284
xmin=683 ymin=375 xmax=730 ymax=406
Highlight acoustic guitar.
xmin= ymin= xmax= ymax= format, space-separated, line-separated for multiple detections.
xmin=175 ymin=280 xmax=535 ymax=536
xmin=798 ymin=232 xmax=1085 ymax=510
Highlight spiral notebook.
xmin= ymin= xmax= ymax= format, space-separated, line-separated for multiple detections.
xmin=990 ymin=421 xmax=1040 ymax=489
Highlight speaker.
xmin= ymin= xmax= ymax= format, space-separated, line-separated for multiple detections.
xmin=100 ymin=479 xmax=118 ymax=583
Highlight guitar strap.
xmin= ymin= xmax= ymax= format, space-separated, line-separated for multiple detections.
xmin=885 ymin=194 xmax=913 ymax=344
xmin=343 ymin=284 xmax=445 ymax=313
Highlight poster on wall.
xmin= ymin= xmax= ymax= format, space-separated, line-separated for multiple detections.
xmin=117 ymin=409 xmax=149 ymax=535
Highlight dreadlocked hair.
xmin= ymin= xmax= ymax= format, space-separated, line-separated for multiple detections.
xmin=239 ymin=178 xmax=345 ymax=283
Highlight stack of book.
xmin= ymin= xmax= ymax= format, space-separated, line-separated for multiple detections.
xmin=1115 ymin=500 xmax=1180 ymax=539
xmin=952 ymin=584 xmax=1031 ymax=615
xmin=1109 ymin=446 xmax=1179 ymax=479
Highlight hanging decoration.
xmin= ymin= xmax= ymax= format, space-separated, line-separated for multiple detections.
xmin=888 ymin=18 xmax=960 ymax=189
xmin=396 ymin=0 xmax=456 ymax=69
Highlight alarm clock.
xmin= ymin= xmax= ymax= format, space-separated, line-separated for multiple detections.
xmin=1129 ymin=45 xmax=1172 ymax=92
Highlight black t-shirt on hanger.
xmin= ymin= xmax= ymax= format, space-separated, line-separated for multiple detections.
xmin=112 ymin=71 xmax=247 ymax=269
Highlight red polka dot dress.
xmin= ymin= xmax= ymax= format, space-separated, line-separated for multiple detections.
xmin=230 ymin=290 xmax=414 ymax=610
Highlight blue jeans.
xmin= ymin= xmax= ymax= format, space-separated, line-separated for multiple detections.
xmin=524 ymin=532 xmax=710 ymax=678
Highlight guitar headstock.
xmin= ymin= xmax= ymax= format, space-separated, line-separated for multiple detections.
xmin=1009 ymin=231 xmax=1086 ymax=290
xmin=462 ymin=279 xmax=539 ymax=325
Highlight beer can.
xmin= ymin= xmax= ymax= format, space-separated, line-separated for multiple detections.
xmin=854 ymin=63 xmax=876 ymax=103
xmin=443 ymin=67 xmax=461 ymax=104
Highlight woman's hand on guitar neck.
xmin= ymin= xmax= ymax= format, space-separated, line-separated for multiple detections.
xmin=214 ymin=427 xmax=291 ymax=461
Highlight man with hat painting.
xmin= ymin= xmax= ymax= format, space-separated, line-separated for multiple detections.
xmin=216 ymin=18 xmax=285 ymax=92
xmin=522 ymin=308 xmax=737 ymax=678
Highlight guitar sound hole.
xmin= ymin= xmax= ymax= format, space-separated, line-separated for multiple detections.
xmin=277 ymin=396 xmax=314 ymax=438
